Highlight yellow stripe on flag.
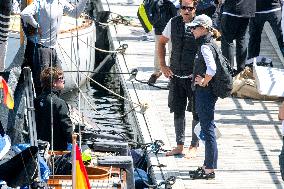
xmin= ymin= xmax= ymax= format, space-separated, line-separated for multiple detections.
xmin=75 ymin=144 xmax=91 ymax=189
xmin=76 ymin=161 xmax=89 ymax=189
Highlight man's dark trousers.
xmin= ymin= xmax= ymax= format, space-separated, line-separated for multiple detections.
xmin=248 ymin=10 xmax=283 ymax=59
xmin=221 ymin=14 xmax=249 ymax=72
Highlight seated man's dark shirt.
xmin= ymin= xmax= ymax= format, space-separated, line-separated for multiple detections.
xmin=34 ymin=89 xmax=73 ymax=150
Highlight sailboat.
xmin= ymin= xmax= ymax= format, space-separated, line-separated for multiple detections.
xmin=5 ymin=7 xmax=96 ymax=93
xmin=0 ymin=2 xmax=137 ymax=188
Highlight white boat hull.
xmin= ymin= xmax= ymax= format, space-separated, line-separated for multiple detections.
xmin=5 ymin=15 xmax=96 ymax=93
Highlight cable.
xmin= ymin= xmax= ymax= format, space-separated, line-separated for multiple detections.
xmin=77 ymin=36 xmax=128 ymax=54
xmin=57 ymin=42 xmax=147 ymax=110
xmin=104 ymin=0 xmax=171 ymax=183
xmin=57 ymin=42 xmax=146 ymax=127
xmin=133 ymin=77 xmax=169 ymax=90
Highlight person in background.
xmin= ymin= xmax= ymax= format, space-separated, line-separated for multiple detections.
xmin=147 ymin=0 xmax=177 ymax=85
xmin=34 ymin=67 xmax=73 ymax=151
xmin=188 ymin=14 xmax=218 ymax=179
xmin=248 ymin=0 xmax=283 ymax=59
xmin=220 ymin=0 xmax=256 ymax=76
xmin=196 ymin=0 xmax=221 ymax=31
xmin=20 ymin=0 xmax=88 ymax=96
xmin=196 ymin=0 xmax=216 ymax=18
xmin=158 ymin=0 xmax=199 ymax=158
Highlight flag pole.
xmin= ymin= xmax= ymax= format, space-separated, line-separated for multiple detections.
xmin=72 ymin=134 xmax=77 ymax=189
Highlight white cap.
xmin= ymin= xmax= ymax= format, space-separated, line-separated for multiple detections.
xmin=187 ymin=14 xmax=213 ymax=29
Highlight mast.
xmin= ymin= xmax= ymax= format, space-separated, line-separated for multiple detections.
xmin=0 ymin=0 xmax=12 ymax=71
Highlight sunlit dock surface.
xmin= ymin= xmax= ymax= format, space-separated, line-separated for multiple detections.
xmin=100 ymin=0 xmax=284 ymax=188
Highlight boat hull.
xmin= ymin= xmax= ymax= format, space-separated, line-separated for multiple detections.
xmin=5 ymin=15 xmax=96 ymax=93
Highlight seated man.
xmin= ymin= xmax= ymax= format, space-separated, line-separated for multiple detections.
xmin=34 ymin=67 xmax=73 ymax=151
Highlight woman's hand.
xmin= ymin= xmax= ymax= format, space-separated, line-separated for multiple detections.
xmin=195 ymin=74 xmax=213 ymax=87
xmin=194 ymin=75 xmax=204 ymax=86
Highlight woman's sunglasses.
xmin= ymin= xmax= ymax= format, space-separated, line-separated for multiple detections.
xmin=191 ymin=25 xmax=202 ymax=30
xmin=181 ymin=6 xmax=195 ymax=11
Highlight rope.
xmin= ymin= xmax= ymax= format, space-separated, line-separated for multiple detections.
xmin=104 ymin=0 xmax=171 ymax=183
xmin=94 ymin=11 xmax=141 ymax=27
xmin=57 ymin=42 xmax=148 ymax=112
xmin=76 ymin=36 xmax=128 ymax=54
xmin=57 ymin=43 xmax=148 ymax=127
xmin=56 ymin=43 xmax=107 ymax=124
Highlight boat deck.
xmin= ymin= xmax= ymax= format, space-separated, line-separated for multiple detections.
xmin=100 ymin=0 xmax=284 ymax=188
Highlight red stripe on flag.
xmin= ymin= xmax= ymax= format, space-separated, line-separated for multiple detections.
xmin=0 ymin=77 xmax=14 ymax=109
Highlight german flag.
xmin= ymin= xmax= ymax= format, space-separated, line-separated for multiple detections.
xmin=0 ymin=76 xmax=14 ymax=109
xmin=73 ymin=144 xmax=91 ymax=189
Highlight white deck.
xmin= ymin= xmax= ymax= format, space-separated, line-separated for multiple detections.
xmin=101 ymin=0 xmax=284 ymax=188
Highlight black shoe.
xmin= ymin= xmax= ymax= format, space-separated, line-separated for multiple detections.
xmin=189 ymin=167 xmax=203 ymax=176
xmin=190 ymin=169 xmax=215 ymax=180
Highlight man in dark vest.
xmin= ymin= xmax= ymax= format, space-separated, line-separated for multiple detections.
xmin=158 ymin=0 xmax=199 ymax=157
xmin=220 ymin=0 xmax=256 ymax=76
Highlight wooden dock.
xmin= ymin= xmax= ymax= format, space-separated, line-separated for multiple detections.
xmin=99 ymin=0 xmax=284 ymax=188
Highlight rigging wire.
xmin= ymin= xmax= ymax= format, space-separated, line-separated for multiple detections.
xmin=74 ymin=0 xmax=82 ymax=149
xmin=17 ymin=0 xmax=173 ymax=187
xmin=56 ymin=43 xmax=110 ymax=122
xmin=57 ymin=42 xmax=139 ymax=126
xmin=57 ymin=42 xmax=146 ymax=109
xmin=49 ymin=0 xmax=55 ymax=177
xmin=58 ymin=45 xmax=149 ymax=124
xmin=77 ymin=36 xmax=127 ymax=53
xmin=103 ymin=0 xmax=173 ymax=185
xmin=24 ymin=0 xmax=43 ymax=181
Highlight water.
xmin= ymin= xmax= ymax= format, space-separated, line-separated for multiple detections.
xmin=62 ymin=75 xmax=133 ymax=139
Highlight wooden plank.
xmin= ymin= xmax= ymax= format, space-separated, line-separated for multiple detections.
xmin=100 ymin=0 xmax=284 ymax=188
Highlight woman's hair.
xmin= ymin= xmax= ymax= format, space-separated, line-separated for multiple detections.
xmin=40 ymin=67 xmax=63 ymax=88
xmin=211 ymin=28 xmax=221 ymax=39
xmin=179 ymin=0 xmax=198 ymax=7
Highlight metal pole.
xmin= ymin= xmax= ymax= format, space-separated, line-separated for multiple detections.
xmin=72 ymin=134 xmax=77 ymax=189
xmin=23 ymin=67 xmax=42 ymax=181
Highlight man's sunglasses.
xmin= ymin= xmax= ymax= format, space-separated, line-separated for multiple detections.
xmin=181 ymin=6 xmax=195 ymax=11
xmin=57 ymin=76 xmax=65 ymax=81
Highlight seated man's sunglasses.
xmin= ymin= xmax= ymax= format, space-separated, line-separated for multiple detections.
xmin=181 ymin=6 xmax=195 ymax=11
